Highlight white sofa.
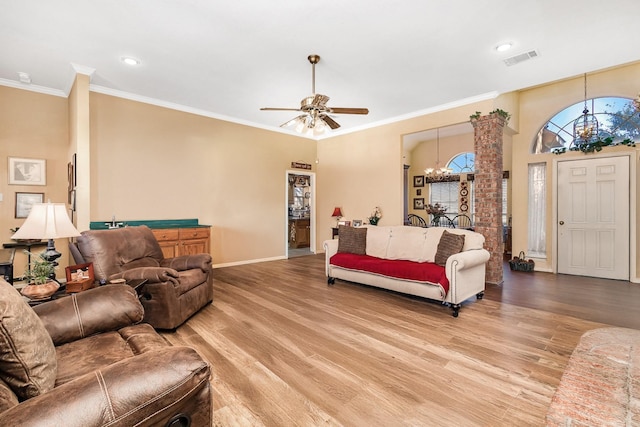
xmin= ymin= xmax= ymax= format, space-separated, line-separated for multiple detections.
xmin=323 ymin=226 xmax=491 ymax=317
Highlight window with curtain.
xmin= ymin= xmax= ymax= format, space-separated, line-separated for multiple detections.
xmin=527 ymin=163 xmax=546 ymax=257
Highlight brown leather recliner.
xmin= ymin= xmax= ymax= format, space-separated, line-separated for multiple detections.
xmin=0 ymin=279 xmax=212 ymax=426
xmin=74 ymin=225 xmax=213 ymax=329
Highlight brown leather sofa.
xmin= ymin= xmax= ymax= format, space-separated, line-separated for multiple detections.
xmin=0 ymin=279 xmax=212 ymax=426
xmin=74 ymin=225 xmax=213 ymax=329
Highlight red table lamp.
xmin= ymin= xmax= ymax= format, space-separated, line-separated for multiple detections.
xmin=331 ymin=207 xmax=343 ymax=226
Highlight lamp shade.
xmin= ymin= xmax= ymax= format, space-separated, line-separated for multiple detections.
xmin=331 ymin=207 xmax=343 ymax=218
xmin=11 ymin=203 xmax=80 ymax=240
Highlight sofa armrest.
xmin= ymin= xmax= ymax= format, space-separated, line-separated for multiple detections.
xmin=0 ymin=347 xmax=211 ymax=427
xmin=33 ymin=285 xmax=144 ymax=346
xmin=323 ymin=239 xmax=339 ymax=276
xmin=109 ymin=266 xmax=180 ymax=284
xmin=446 ymin=249 xmax=491 ymax=272
xmin=160 ymin=253 xmax=212 ymax=272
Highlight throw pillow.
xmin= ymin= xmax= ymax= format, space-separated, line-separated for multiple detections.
xmin=0 ymin=279 xmax=57 ymax=400
xmin=337 ymin=226 xmax=367 ymax=255
xmin=434 ymin=230 xmax=466 ymax=267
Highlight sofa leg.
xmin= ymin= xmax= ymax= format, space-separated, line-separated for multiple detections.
xmin=476 ymin=291 xmax=484 ymax=300
xmin=451 ymin=304 xmax=460 ymax=318
xmin=327 ymin=277 xmax=335 ymax=285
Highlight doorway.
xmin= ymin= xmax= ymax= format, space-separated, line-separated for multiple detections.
xmin=286 ymin=171 xmax=315 ymax=258
xmin=557 ymin=156 xmax=629 ymax=280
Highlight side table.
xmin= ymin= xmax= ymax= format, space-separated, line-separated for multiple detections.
xmin=25 ymin=285 xmax=72 ymax=307
xmin=0 ymin=248 xmax=15 ymax=285
xmin=3 ymin=241 xmax=48 ymax=282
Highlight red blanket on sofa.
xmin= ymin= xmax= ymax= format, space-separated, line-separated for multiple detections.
xmin=329 ymin=253 xmax=449 ymax=294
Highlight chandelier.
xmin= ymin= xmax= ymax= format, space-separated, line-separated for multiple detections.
xmin=572 ymin=73 xmax=599 ymax=148
xmin=425 ymin=128 xmax=452 ymax=177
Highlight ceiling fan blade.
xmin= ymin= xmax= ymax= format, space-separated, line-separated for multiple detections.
xmin=312 ymin=94 xmax=330 ymax=107
xmin=320 ymin=114 xmax=340 ymax=129
xmin=329 ymin=107 xmax=369 ymax=115
xmin=260 ymin=107 xmax=303 ymax=111
xmin=280 ymin=115 xmax=307 ymax=128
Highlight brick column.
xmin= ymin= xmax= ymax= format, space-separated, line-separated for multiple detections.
xmin=471 ymin=113 xmax=505 ymax=285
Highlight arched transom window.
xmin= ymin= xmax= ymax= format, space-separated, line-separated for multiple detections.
xmin=532 ymin=97 xmax=640 ymax=154
xmin=448 ymin=152 xmax=475 ymax=173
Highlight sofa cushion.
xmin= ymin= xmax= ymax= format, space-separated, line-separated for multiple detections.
xmin=337 ymin=226 xmax=367 ymax=255
xmin=0 ymin=377 xmax=18 ymax=413
xmin=55 ymin=331 xmax=135 ymax=386
xmin=123 ymin=257 xmax=160 ymax=270
xmin=386 ymin=227 xmax=427 ymax=262
xmin=0 ymin=279 xmax=57 ymax=400
xmin=365 ymin=226 xmax=390 ymax=258
xmin=421 ymin=228 xmax=444 ymax=263
xmin=434 ymin=230 xmax=466 ymax=266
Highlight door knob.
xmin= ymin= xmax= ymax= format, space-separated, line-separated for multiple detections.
xmin=559 ymin=221 xmax=565 ymax=225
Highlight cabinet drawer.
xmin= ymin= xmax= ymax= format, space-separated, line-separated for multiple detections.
xmin=179 ymin=228 xmax=210 ymax=240
xmin=152 ymin=229 xmax=180 ymax=242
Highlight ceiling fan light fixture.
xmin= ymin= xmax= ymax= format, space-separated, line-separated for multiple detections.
xmin=261 ymin=54 xmax=369 ymax=134
xmin=294 ymin=119 xmax=305 ymax=133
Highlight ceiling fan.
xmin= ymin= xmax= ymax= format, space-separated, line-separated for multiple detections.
xmin=261 ymin=54 xmax=369 ymax=133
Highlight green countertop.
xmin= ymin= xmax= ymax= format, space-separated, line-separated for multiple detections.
xmin=89 ymin=218 xmax=210 ymax=230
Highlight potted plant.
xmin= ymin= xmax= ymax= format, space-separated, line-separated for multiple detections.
xmin=368 ymin=207 xmax=382 ymax=225
xmin=20 ymin=251 xmax=59 ymax=300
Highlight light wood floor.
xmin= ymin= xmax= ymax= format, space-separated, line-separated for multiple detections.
xmin=162 ymin=254 xmax=640 ymax=426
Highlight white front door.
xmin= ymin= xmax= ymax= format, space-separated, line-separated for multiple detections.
xmin=557 ymin=156 xmax=629 ymax=280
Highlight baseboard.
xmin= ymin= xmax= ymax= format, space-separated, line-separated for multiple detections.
xmin=212 ymin=255 xmax=286 ymax=269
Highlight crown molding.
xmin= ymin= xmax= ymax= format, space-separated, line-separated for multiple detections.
xmin=318 ymin=91 xmax=500 ymax=139
xmin=0 ymin=78 xmax=67 ymax=97
xmin=89 ymin=84 xmax=317 ymax=138
xmin=0 ymin=77 xmax=499 ymax=141
xmin=71 ymin=63 xmax=96 ymax=77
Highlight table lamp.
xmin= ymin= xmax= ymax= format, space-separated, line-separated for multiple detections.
xmin=331 ymin=207 xmax=343 ymax=227
xmin=11 ymin=202 xmax=81 ymax=281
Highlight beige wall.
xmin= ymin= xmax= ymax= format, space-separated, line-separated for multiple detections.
xmin=69 ymin=73 xmax=92 ymax=231
xmin=89 ymin=93 xmax=316 ymax=265
xmin=317 ymin=100 xmax=496 ymax=241
xmin=0 ymin=86 xmax=71 ymax=276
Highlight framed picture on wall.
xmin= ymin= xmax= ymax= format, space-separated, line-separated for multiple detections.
xmin=15 ymin=192 xmax=44 ymax=218
xmin=8 ymin=157 xmax=46 ymax=185
xmin=413 ymin=175 xmax=424 ymax=187
xmin=413 ymin=198 xmax=425 ymax=210
xmin=416 ymin=189 xmax=422 ymax=196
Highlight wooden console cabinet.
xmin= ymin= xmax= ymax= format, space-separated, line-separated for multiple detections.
xmin=289 ymin=219 xmax=310 ymax=248
xmin=152 ymin=227 xmax=211 ymax=258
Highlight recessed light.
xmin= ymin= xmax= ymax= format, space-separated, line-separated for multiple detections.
xmin=496 ymin=43 xmax=512 ymax=52
xmin=121 ymin=56 xmax=140 ymax=66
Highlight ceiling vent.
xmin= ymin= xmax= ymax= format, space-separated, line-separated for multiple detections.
xmin=503 ymin=50 xmax=540 ymax=67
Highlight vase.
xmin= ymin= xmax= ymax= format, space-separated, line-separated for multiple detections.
xmin=369 ymin=218 xmax=379 ymax=226
xmin=20 ymin=280 xmax=60 ymax=300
